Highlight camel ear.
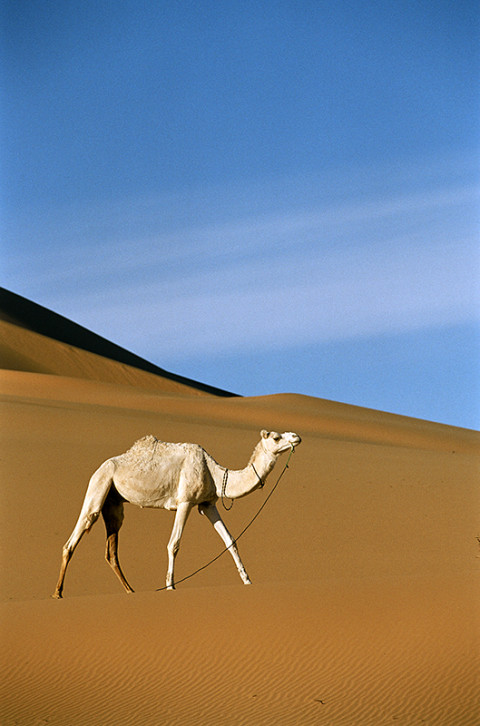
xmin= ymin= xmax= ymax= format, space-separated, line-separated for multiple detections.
xmin=261 ymin=430 xmax=269 ymax=438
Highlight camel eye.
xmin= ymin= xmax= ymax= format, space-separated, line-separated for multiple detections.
xmin=272 ymin=434 xmax=281 ymax=441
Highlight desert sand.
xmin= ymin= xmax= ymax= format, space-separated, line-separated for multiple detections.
xmin=1 ymin=297 xmax=479 ymax=725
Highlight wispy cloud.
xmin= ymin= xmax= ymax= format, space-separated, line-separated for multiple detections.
xmin=64 ymin=233 xmax=478 ymax=359
xmin=3 ymin=157 xmax=479 ymax=360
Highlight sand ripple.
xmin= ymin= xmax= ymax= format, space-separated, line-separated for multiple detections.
xmin=2 ymin=579 xmax=479 ymax=725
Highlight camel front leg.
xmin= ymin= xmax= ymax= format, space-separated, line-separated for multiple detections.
xmin=166 ymin=502 xmax=192 ymax=590
xmin=199 ymin=503 xmax=252 ymax=585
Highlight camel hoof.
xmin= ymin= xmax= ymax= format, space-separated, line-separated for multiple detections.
xmin=51 ymin=592 xmax=63 ymax=600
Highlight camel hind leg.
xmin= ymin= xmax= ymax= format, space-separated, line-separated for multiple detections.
xmin=52 ymin=459 xmax=115 ymax=599
xmin=102 ymin=487 xmax=134 ymax=594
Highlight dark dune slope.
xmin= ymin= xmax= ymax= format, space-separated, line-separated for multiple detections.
xmin=0 ymin=287 xmax=236 ymax=397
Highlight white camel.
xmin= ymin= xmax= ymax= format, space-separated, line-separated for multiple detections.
xmin=53 ymin=429 xmax=301 ymax=598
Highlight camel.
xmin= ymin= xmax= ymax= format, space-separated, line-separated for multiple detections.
xmin=53 ymin=429 xmax=301 ymax=597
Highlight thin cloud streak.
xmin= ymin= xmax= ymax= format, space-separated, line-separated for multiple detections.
xmin=4 ymin=177 xmax=478 ymax=287
xmin=52 ymin=236 xmax=479 ymax=359
xmin=3 ymin=161 xmax=479 ymax=362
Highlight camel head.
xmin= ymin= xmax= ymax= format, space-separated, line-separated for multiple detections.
xmin=260 ymin=430 xmax=302 ymax=457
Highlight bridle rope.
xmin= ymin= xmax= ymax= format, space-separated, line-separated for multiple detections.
xmin=221 ymin=462 xmax=266 ymax=510
xmin=251 ymin=462 xmax=264 ymax=488
xmin=221 ymin=468 xmax=234 ymax=510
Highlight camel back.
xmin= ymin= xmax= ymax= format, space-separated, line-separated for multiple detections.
xmin=120 ymin=435 xmax=201 ymax=471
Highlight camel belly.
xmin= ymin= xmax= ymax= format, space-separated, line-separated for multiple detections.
xmin=113 ymin=468 xmax=180 ymax=509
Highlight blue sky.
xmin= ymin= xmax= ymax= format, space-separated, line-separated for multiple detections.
xmin=2 ymin=0 xmax=479 ymax=429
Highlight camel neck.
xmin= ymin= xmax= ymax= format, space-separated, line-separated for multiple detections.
xmin=220 ymin=447 xmax=277 ymax=501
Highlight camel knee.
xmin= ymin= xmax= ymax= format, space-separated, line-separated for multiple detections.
xmin=62 ymin=510 xmax=100 ymax=559
xmin=85 ymin=511 xmax=100 ymax=530
xmin=69 ymin=511 xmax=99 ymax=542
xmin=167 ymin=540 xmax=181 ymax=558
xmin=61 ymin=544 xmax=73 ymax=565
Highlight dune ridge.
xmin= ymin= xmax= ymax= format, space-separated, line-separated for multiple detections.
xmin=1 ymin=295 xmax=479 ymax=724
xmin=2 ymin=369 xmax=477 ymax=454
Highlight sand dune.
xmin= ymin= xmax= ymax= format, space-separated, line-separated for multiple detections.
xmin=1 ymin=297 xmax=479 ymax=724
xmin=0 ymin=287 xmax=235 ymax=396
xmin=0 ymin=319 xmax=219 ymax=396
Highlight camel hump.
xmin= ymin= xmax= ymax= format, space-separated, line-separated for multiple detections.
xmin=124 ymin=435 xmax=159 ymax=456
xmin=124 ymin=436 xmax=205 ymax=460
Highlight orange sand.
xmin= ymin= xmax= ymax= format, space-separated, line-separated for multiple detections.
xmin=1 ymin=309 xmax=479 ymax=725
